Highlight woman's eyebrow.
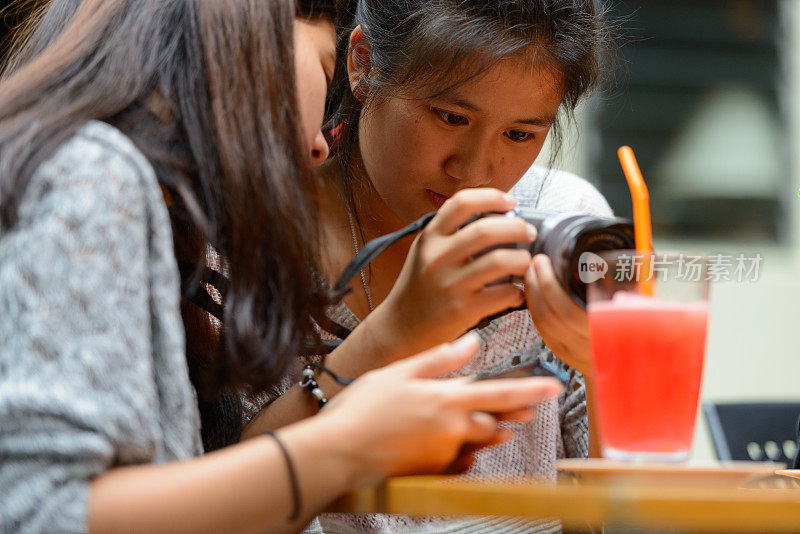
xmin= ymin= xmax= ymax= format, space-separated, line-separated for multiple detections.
xmin=518 ymin=116 xmax=556 ymax=128
xmin=434 ymin=94 xmax=480 ymax=113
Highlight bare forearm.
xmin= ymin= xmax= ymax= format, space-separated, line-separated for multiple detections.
xmin=241 ymin=309 xmax=410 ymax=439
xmin=89 ymin=418 xmax=356 ymax=534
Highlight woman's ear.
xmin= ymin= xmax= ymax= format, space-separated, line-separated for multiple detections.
xmin=347 ymin=25 xmax=372 ymax=102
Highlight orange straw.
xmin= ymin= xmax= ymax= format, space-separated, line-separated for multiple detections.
xmin=617 ymin=146 xmax=654 ymax=295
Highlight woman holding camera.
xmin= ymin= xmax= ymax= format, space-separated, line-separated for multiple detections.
xmin=243 ymin=1 xmax=613 ymax=531
xmin=0 ymin=1 xmax=565 ymax=532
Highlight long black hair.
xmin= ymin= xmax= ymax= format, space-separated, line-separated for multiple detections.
xmin=0 ymin=0 xmax=335 ymax=450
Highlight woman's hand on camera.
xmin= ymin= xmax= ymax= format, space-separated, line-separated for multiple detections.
xmin=315 ymin=333 xmax=563 ymax=488
xmin=368 ymin=188 xmax=536 ymax=362
xmin=524 ymin=254 xmax=592 ymax=377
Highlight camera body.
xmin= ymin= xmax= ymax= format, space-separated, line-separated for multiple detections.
xmin=475 ymin=208 xmax=635 ymax=307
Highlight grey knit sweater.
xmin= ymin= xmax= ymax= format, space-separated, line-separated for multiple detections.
xmin=0 ymin=121 xmax=203 ymax=533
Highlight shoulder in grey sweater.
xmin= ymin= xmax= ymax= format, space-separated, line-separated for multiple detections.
xmin=0 ymin=121 xmax=202 ymax=533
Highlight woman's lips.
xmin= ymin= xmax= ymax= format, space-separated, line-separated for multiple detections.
xmin=426 ymin=189 xmax=450 ymax=210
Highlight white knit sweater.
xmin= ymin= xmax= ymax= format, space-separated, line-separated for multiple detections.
xmin=246 ymin=165 xmax=613 ymax=534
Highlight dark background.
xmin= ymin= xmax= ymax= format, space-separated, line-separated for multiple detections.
xmin=0 ymin=0 xmax=35 ymax=61
xmin=592 ymin=0 xmax=785 ymax=241
xmin=1 ymin=0 xmax=17 ymax=46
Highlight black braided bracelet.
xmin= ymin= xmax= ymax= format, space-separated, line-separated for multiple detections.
xmin=264 ymin=430 xmax=301 ymax=522
xmin=298 ymin=362 xmax=353 ymax=409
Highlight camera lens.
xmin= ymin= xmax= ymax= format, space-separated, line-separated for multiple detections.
xmin=516 ymin=208 xmax=635 ymax=307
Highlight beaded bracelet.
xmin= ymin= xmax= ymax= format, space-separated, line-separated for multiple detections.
xmin=298 ymin=362 xmax=353 ymax=409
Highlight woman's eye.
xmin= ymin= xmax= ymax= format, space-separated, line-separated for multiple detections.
xmin=505 ymin=130 xmax=534 ymax=142
xmin=434 ymin=108 xmax=468 ymax=126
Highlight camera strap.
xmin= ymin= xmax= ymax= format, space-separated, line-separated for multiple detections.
xmin=302 ymin=211 xmax=437 ymax=348
xmin=326 ymin=209 xmax=525 ymax=345
xmin=179 ymin=212 xmax=438 ymax=341
xmin=181 ymin=209 xmax=522 ymax=356
xmin=330 ymin=211 xmax=437 ymax=301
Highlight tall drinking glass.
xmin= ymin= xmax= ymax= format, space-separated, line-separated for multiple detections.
xmin=585 ymin=250 xmax=710 ymax=462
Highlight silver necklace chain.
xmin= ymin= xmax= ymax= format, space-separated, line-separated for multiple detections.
xmin=346 ymin=205 xmax=374 ymax=312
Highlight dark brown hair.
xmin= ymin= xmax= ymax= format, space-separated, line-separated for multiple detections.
xmin=328 ymin=0 xmax=610 ymax=215
xmin=0 ymin=0 xmax=333 ymax=449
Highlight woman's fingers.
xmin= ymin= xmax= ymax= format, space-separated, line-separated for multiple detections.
xmin=495 ymin=406 xmax=536 ymax=423
xmin=464 ymin=283 xmax=525 ymax=322
xmin=394 ymin=332 xmax=480 ymax=378
xmin=526 ymin=255 xmax=588 ymax=343
xmin=444 ymin=428 xmax=514 ymax=474
xmin=443 ymin=448 xmax=477 ymax=474
xmin=449 ymin=376 xmax=563 ymax=413
xmin=524 ymin=257 xmax=550 ymax=321
xmin=464 ymin=411 xmax=499 ymax=443
xmin=442 ymin=215 xmax=535 ymax=262
xmin=524 ymin=254 xmax=592 ymax=373
xmin=427 ymin=188 xmax=517 ymax=235
xmin=446 ymin=413 xmax=507 ymax=473
xmin=458 ymin=248 xmax=532 ymax=291
xmin=530 ymin=255 xmax=585 ymax=323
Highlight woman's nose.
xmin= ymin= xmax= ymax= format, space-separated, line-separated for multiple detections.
xmin=310 ymin=130 xmax=330 ymax=166
xmin=443 ymin=142 xmax=494 ymax=187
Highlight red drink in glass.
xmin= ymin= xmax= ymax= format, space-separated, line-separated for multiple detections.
xmin=588 ymin=296 xmax=709 ymax=460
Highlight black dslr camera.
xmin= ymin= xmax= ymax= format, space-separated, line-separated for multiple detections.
xmin=473 ymin=208 xmax=635 ymax=308
xmin=325 ymin=207 xmax=635 ymax=351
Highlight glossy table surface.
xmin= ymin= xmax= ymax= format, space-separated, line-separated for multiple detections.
xmin=329 ymin=463 xmax=800 ymax=533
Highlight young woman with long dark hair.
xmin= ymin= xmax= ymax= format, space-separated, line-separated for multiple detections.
xmin=0 ymin=1 xmax=563 ymax=532
xmin=244 ymin=1 xmax=613 ymax=531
